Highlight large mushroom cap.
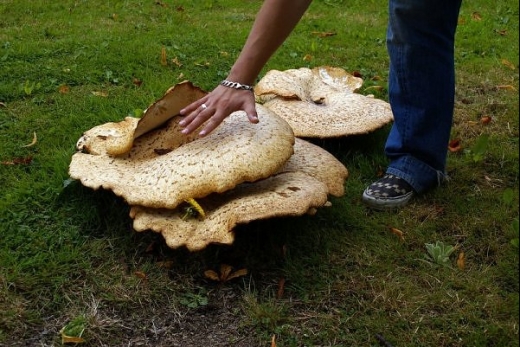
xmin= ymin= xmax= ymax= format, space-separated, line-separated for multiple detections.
xmin=254 ymin=66 xmax=393 ymax=138
xmin=69 ymin=97 xmax=295 ymax=210
xmin=129 ymin=138 xmax=348 ymax=251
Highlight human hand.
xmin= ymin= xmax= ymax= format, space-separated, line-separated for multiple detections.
xmin=179 ymin=85 xmax=259 ymax=137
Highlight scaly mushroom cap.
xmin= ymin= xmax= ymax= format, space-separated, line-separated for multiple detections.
xmin=254 ymin=66 xmax=393 ymax=138
xmin=129 ymin=138 xmax=348 ymax=251
xmin=130 ymin=172 xmax=329 ymax=251
xmin=76 ymin=81 xmax=207 ymax=156
xmin=69 ymin=103 xmax=295 ymax=209
xmin=281 ymin=138 xmax=348 ymax=197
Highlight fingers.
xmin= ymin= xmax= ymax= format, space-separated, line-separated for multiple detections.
xmin=178 ymin=88 xmax=257 ymax=137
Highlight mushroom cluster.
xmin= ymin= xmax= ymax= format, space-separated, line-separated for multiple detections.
xmin=70 ymin=67 xmax=392 ymax=251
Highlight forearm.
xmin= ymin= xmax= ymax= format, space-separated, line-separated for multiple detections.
xmin=227 ymin=0 xmax=313 ymax=85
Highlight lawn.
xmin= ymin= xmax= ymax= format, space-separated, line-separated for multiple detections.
xmin=0 ymin=0 xmax=518 ymax=346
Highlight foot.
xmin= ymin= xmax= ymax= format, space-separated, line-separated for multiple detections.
xmin=362 ymin=174 xmax=415 ymax=210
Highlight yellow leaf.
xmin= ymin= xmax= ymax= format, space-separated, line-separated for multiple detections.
xmin=471 ymin=12 xmax=482 ymax=21
xmin=303 ymin=54 xmax=313 ymax=62
xmin=501 ymin=59 xmax=516 ymax=70
xmin=62 ymin=335 xmax=86 ymax=344
xmin=497 ymin=84 xmax=517 ymax=91
xmin=22 ymin=132 xmax=37 ymax=148
xmin=160 ymin=46 xmax=167 ymax=66
xmin=92 ymin=91 xmax=108 ymax=97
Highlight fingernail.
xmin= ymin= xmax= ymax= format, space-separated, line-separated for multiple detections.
xmin=181 ymin=129 xmax=188 ymax=134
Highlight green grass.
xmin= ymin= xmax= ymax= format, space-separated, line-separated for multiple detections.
xmin=0 ymin=0 xmax=518 ymax=346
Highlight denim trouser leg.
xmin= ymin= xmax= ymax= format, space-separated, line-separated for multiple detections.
xmin=385 ymin=0 xmax=462 ymax=194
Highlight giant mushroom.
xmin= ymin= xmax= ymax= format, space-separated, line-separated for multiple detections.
xmin=69 ymin=79 xmax=350 ymax=251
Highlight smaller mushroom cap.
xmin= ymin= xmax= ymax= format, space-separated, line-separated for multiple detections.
xmin=75 ymin=81 xmax=207 ymax=156
xmin=255 ymin=66 xmax=393 ymax=138
xmin=130 ymin=171 xmax=329 ymax=251
xmin=75 ymin=117 xmax=139 ymax=156
xmin=281 ymin=138 xmax=348 ymax=197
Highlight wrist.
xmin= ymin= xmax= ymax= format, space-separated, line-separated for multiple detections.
xmin=220 ymin=79 xmax=254 ymax=91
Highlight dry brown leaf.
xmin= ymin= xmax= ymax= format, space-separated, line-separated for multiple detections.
xmin=364 ymin=85 xmax=383 ymax=92
xmin=134 ymin=271 xmax=147 ymax=279
xmin=226 ymin=268 xmax=248 ymax=281
xmin=471 ymin=12 xmax=482 ymax=20
xmin=59 ymin=84 xmax=70 ymax=94
xmin=480 ymin=115 xmax=492 ymax=124
xmin=0 ymin=102 xmax=6 ymax=107
xmin=133 ymin=78 xmax=143 ymax=87
xmin=276 ymin=277 xmax=286 ymax=299
xmin=457 ymin=251 xmax=465 ymax=270
xmin=156 ymin=260 xmax=174 ymax=269
xmin=204 ymin=265 xmax=248 ymax=282
xmin=311 ymin=31 xmax=336 ymax=38
xmin=448 ymin=139 xmax=462 ymax=153
xmin=497 ymin=84 xmax=517 ymax=91
xmin=389 ymin=227 xmax=405 ymax=242
xmin=22 ymin=132 xmax=37 ymax=148
xmin=303 ymin=54 xmax=313 ymax=62
xmin=2 ymin=156 xmax=33 ymax=165
xmin=204 ymin=270 xmax=220 ymax=281
xmin=271 ymin=335 xmax=277 ymax=347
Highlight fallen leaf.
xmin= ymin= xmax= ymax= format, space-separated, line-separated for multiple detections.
xmin=92 ymin=91 xmax=108 ymax=97
xmin=501 ymin=59 xmax=516 ymax=70
xmin=303 ymin=54 xmax=313 ymax=62
xmin=480 ymin=115 xmax=492 ymax=124
xmin=132 ymin=78 xmax=143 ymax=87
xmin=497 ymin=84 xmax=517 ymax=91
xmin=311 ymin=31 xmax=336 ymax=38
xmin=204 ymin=264 xmax=248 ymax=283
xmin=161 ymin=46 xmax=167 ymax=66
xmin=219 ymin=51 xmax=229 ymax=58
xmin=471 ymin=12 xmax=482 ymax=21
xmin=0 ymin=102 xmax=6 ymax=107
xmin=448 ymin=138 xmax=462 ymax=153
xmin=171 ymin=57 xmax=182 ymax=67
xmin=22 ymin=132 xmax=37 ymax=148
xmin=134 ymin=271 xmax=147 ymax=279
xmin=61 ymin=335 xmax=86 ymax=344
xmin=156 ymin=260 xmax=174 ymax=269
xmin=59 ymin=84 xmax=70 ymax=94
xmin=204 ymin=269 xmax=220 ymax=281
xmin=389 ymin=227 xmax=405 ymax=242
xmin=271 ymin=335 xmax=277 ymax=347
xmin=456 ymin=251 xmax=465 ymax=270
xmin=2 ymin=156 xmax=33 ymax=165
xmin=276 ymin=277 xmax=285 ymax=299
xmin=495 ymin=29 xmax=507 ymax=36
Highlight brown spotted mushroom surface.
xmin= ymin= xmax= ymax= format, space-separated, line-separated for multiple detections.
xmin=254 ymin=66 xmax=394 ymax=138
xmin=129 ymin=138 xmax=348 ymax=251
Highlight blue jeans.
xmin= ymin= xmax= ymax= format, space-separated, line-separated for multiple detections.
xmin=385 ymin=0 xmax=462 ymax=193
